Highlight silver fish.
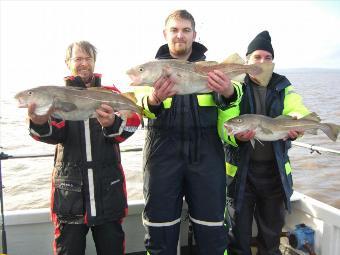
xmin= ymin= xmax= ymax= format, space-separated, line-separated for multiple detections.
xmin=15 ymin=85 xmax=142 ymax=121
xmin=127 ymin=53 xmax=274 ymax=95
xmin=224 ymin=113 xmax=340 ymax=147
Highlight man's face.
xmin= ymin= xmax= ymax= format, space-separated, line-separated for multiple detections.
xmin=247 ymin=50 xmax=273 ymax=64
xmin=66 ymin=44 xmax=95 ymax=83
xmin=163 ymin=17 xmax=196 ymax=58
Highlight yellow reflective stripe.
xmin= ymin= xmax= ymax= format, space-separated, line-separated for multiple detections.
xmin=283 ymin=86 xmax=310 ymax=118
xmin=142 ymin=96 xmax=156 ymax=119
xmin=197 ymin=94 xmax=216 ymax=106
xmin=230 ymin=81 xmax=243 ymax=106
xmin=227 ymin=135 xmax=238 ymax=147
xmin=224 ymin=250 xmax=228 ymax=255
xmin=217 ymin=105 xmax=240 ymax=146
xmin=163 ymin=94 xmax=216 ymax=108
xmin=285 ymin=162 xmax=292 ymax=175
xmin=226 ymin=162 xmax=237 ymax=177
xmin=163 ymin=98 xmax=172 ymax=109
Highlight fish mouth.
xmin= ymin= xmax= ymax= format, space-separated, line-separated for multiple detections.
xmin=17 ymin=102 xmax=28 ymax=108
xmin=16 ymin=98 xmax=28 ymax=108
xmin=224 ymin=125 xmax=235 ymax=135
xmin=126 ymin=73 xmax=141 ymax=86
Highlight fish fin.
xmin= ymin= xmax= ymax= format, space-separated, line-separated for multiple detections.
xmin=162 ymin=65 xmax=181 ymax=83
xmin=305 ymin=129 xmax=318 ymax=135
xmin=35 ymin=104 xmax=53 ymax=115
xmin=319 ymin=123 xmax=340 ymax=142
xmin=250 ymin=62 xmax=275 ymax=86
xmin=301 ymin=112 xmax=321 ymax=122
xmin=231 ymin=74 xmax=246 ymax=82
xmin=89 ymin=112 xmax=97 ymax=118
xmin=260 ymin=126 xmax=274 ymax=135
xmin=87 ymin=87 xmax=116 ymax=94
xmin=255 ymin=138 xmax=264 ymax=146
xmin=118 ymin=110 xmax=137 ymax=119
xmin=161 ymin=65 xmax=173 ymax=77
xmin=54 ymin=99 xmax=77 ymax=112
xmin=194 ymin=61 xmax=221 ymax=75
xmin=221 ymin=53 xmax=245 ymax=64
xmin=195 ymin=61 xmax=219 ymax=67
xmin=275 ymin=115 xmax=295 ymax=120
xmin=250 ymin=139 xmax=255 ymax=148
xmin=121 ymin=92 xmax=138 ymax=103
xmin=51 ymin=112 xmax=65 ymax=120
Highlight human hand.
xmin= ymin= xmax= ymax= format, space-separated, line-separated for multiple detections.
xmin=148 ymin=76 xmax=177 ymax=106
xmin=207 ymin=70 xmax=234 ymax=98
xmin=235 ymin=130 xmax=256 ymax=142
xmin=28 ymin=103 xmax=53 ymax=125
xmin=96 ymin=104 xmax=115 ymax=127
xmin=283 ymin=130 xmax=304 ymax=141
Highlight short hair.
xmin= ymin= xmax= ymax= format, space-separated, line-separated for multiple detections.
xmin=65 ymin=41 xmax=97 ymax=62
xmin=165 ymin=10 xmax=196 ymax=31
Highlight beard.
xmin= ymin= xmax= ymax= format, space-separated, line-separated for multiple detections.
xmin=76 ymin=68 xmax=93 ymax=83
xmin=171 ymin=42 xmax=190 ymax=57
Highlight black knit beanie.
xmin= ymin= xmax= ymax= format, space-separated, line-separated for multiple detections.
xmin=246 ymin=30 xmax=274 ymax=58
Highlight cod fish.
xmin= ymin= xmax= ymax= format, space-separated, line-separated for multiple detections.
xmin=127 ymin=53 xmax=274 ymax=95
xmin=15 ymin=85 xmax=142 ymax=121
xmin=224 ymin=113 xmax=340 ymax=147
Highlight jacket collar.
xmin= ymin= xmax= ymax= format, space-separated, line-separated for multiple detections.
xmin=64 ymin=73 xmax=102 ymax=88
xmin=155 ymin=41 xmax=207 ymax=62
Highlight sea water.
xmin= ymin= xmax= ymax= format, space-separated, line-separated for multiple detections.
xmin=1 ymin=68 xmax=340 ymax=211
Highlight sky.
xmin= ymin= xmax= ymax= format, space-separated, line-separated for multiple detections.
xmin=1 ymin=0 xmax=340 ymax=94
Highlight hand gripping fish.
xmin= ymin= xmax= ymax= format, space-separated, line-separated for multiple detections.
xmin=127 ymin=53 xmax=274 ymax=95
xmin=224 ymin=113 xmax=340 ymax=148
xmin=15 ymin=85 xmax=142 ymax=121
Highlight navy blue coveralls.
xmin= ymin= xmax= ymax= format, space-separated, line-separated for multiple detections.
xmin=142 ymin=42 xmax=228 ymax=255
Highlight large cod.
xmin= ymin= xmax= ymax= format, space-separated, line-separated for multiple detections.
xmin=127 ymin=53 xmax=274 ymax=95
xmin=15 ymin=85 xmax=142 ymax=121
xmin=224 ymin=113 xmax=340 ymax=147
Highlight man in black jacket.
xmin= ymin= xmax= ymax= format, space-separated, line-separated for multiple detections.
xmin=224 ymin=31 xmax=310 ymax=255
xmin=27 ymin=41 xmax=141 ymax=255
xmin=141 ymin=10 xmax=235 ymax=255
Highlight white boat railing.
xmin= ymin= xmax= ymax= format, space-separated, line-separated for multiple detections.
xmin=292 ymin=141 xmax=340 ymax=155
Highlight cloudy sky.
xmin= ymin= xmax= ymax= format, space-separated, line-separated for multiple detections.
xmin=1 ymin=0 xmax=340 ymax=92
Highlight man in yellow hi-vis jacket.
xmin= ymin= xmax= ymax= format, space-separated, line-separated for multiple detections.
xmin=219 ymin=31 xmax=310 ymax=255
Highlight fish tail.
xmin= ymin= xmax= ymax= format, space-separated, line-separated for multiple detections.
xmin=122 ymin=92 xmax=137 ymax=103
xmin=319 ymin=123 xmax=340 ymax=141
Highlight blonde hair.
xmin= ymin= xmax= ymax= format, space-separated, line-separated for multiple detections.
xmin=65 ymin=41 xmax=97 ymax=62
xmin=165 ymin=10 xmax=196 ymax=31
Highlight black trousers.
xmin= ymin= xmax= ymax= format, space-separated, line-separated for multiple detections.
xmin=229 ymin=160 xmax=285 ymax=255
xmin=54 ymin=220 xmax=125 ymax=255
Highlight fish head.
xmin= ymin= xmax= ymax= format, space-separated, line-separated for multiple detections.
xmin=126 ymin=61 xmax=165 ymax=87
xmin=14 ymin=86 xmax=54 ymax=112
xmin=224 ymin=115 xmax=255 ymax=135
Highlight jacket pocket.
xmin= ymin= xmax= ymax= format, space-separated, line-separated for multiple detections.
xmin=53 ymin=177 xmax=84 ymax=216
xmin=101 ymin=176 xmax=127 ymax=216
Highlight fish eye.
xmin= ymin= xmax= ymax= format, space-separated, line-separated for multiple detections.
xmin=138 ymin=67 xmax=144 ymax=72
xmin=28 ymin=91 xmax=33 ymax=95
